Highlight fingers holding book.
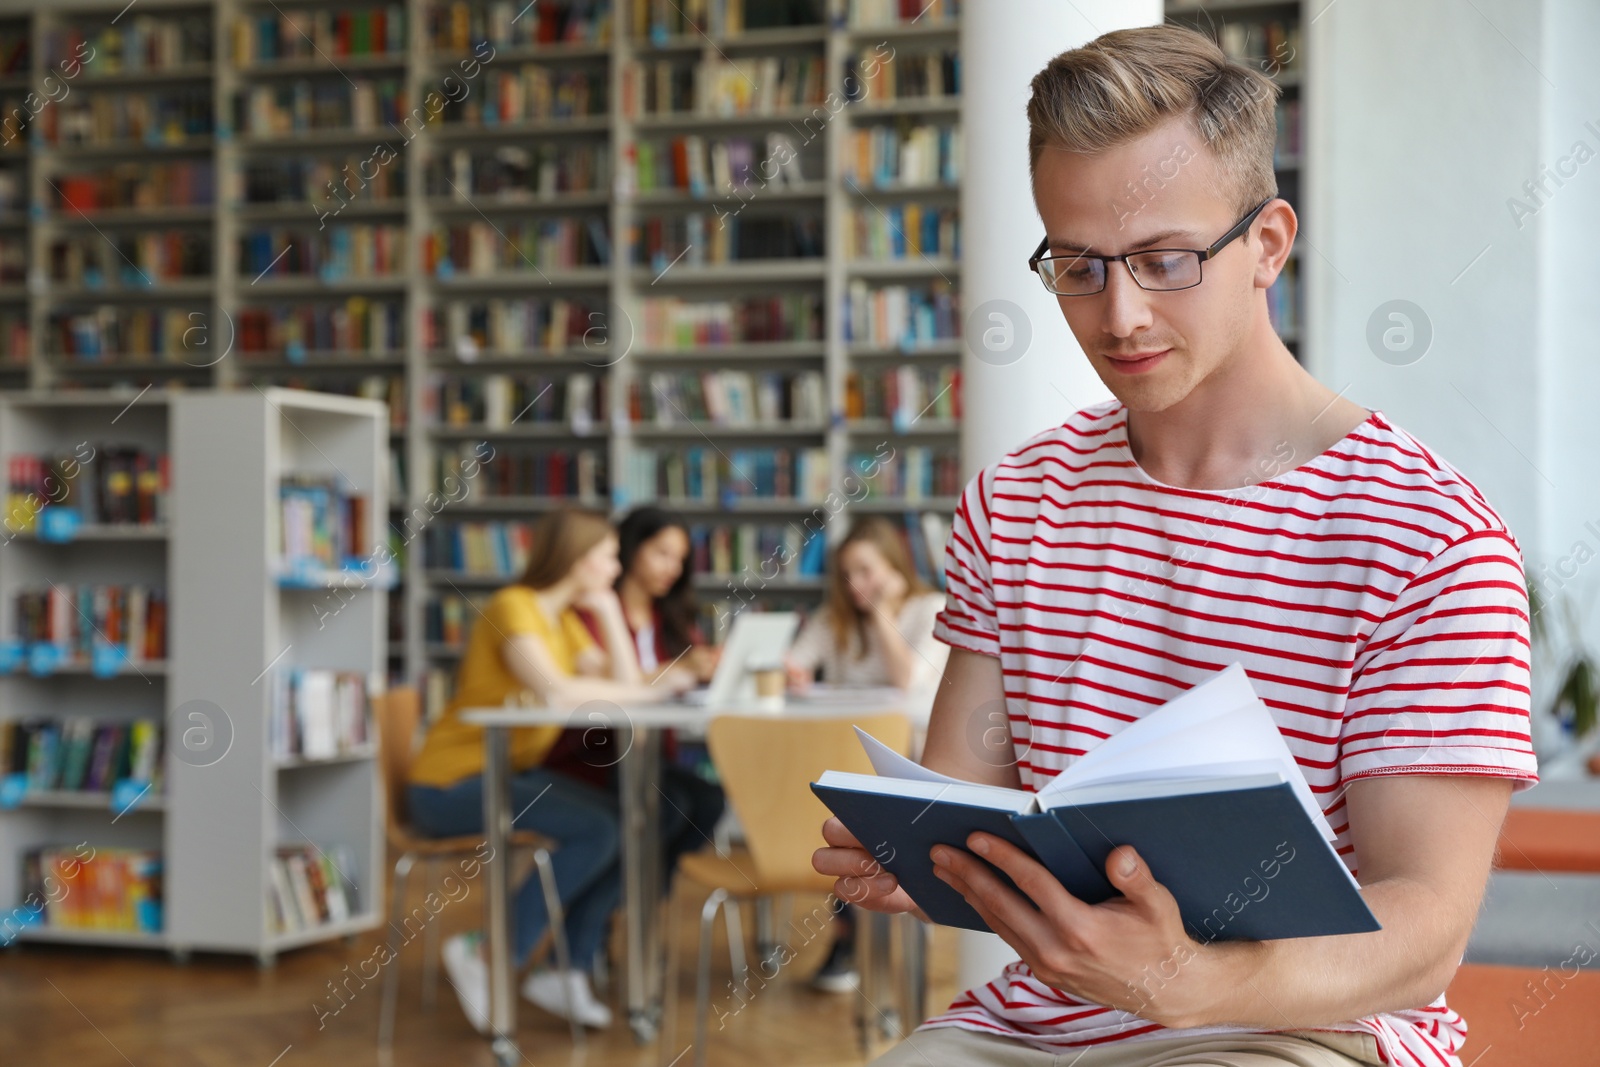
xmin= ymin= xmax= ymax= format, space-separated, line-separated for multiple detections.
xmin=813 ymin=817 xmax=930 ymax=921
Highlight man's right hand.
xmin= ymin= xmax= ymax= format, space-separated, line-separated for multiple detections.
xmin=813 ymin=817 xmax=928 ymax=920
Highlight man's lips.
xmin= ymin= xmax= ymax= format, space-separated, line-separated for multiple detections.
xmin=1101 ymin=348 xmax=1171 ymax=373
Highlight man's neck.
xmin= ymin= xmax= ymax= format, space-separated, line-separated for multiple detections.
xmin=1125 ymin=327 xmax=1369 ymax=491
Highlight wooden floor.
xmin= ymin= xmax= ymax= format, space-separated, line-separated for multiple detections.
xmin=0 ymin=859 xmax=960 ymax=1067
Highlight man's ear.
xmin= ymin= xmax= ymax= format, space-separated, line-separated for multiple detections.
xmin=1253 ymin=199 xmax=1298 ymax=289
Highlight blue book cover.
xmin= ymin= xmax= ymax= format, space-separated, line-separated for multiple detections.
xmin=809 ymin=665 xmax=1382 ymax=941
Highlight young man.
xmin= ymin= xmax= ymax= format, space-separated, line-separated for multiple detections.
xmin=814 ymin=24 xmax=1536 ymax=1067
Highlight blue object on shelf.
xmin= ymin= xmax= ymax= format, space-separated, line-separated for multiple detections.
xmin=110 ymin=778 xmax=151 ymax=816
xmin=91 ymin=641 xmax=126 ymax=679
xmin=27 ymin=642 xmax=61 ymax=677
xmin=286 ymin=339 xmax=306 ymax=364
xmin=0 ymin=639 xmax=21 ymax=673
xmin=37 ymin=507 xmax=82 ymax=543
xmin=0 ymin=903 xmax=42 ymax=946
xmin=0 ymin=773 xmax=27 ymax=810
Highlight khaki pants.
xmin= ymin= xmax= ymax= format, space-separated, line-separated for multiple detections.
xmin=867 ymin=1025 xmax=1384 ymax=1067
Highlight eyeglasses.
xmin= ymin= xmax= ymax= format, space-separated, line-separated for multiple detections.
xmin=1028 ymin=198 xmax=1275 ymax=296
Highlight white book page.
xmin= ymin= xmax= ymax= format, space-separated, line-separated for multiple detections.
xmin=815 ymin=769 xmax=1038 ymax=813
xmin=854 ymin=726 xmax=969 ymax=785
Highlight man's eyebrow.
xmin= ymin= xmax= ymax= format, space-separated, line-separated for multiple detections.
xmin=1048 ymin=228 xmax=1200 ymax=254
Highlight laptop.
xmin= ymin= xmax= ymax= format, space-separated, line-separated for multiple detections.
xmin=679 ymin=612 xmax=799 ymax=709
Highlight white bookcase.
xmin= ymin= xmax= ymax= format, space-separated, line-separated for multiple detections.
xmin=168 ymin=387 xmax=386 ymax=959
xmin=0 ymin=389 xmax=386 ymax=960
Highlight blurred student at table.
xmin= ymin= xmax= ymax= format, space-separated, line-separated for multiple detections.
xmin=548 ymin=505 xmax=726 ymax=877
xmin=407 ymin=507 xmax=691 ymax=1033
xmin=783 ymin=515 xmax=948 ymax=991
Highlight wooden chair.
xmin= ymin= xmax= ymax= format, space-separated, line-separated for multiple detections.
xmin=1446 ymin=962 xmax=1600 ymax=1065
xmin=373 ymin=688 xmax=581 ymax=1048
xmin=664 ymin=711 xmax=916 ymax=1067
xmin=1494 ymin=807 xmax=1600 ymax=873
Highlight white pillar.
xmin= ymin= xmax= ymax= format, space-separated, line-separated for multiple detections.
xmin=955 ymin=0 xmax=1163 ymax=993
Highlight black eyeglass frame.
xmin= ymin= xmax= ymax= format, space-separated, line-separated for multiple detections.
xmin=1027 ymin=197 xmax=1276 ymax=296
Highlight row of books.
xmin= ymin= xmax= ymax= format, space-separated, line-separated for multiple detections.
xmin=270 ymin=669 xmax=371 ymax=762
xmin=49 ymin=308 xmax=209 ymax=362
xmin=237 ymin=299 xmax=406 ymax=357
xmin=0 ymin=312 xmax=26 ymax=361
xmin=690 ymin=55 xmax=828 ymax=117
xmin=844 ymin=365 xmax=962 ymax=423
xmin=21 ymin=847 xmax=162 ymax=934
xmin=12 ymin=585 xmax=170 ymax=663
xmin=242 ymin=154 xmax=407 ymax=207
xmin=280 ymin=475 xmax=369 ymax=572
xmin=849 ymin=445 xmax=959 ymax=502
xmin=636 ymin=132 xmax=809 ymax=194
xmin=249 ymin=373 xmax=405 ymax=431
xmin=891 ymin=510 xmax=951 ymax=588
xmin=50 ymin=232 xmax=212 ymax=288
xmin=0 ymin=718 xmax=163 ymax=795
xmin=0 ymin=235 xmax=22 ymax=284
xmin=627 ymin=59 xmax=697 ymax=116
xmin=638 ymin=293 xmax=824 ymax=348
xmin=1268 ymin=257 xmax=1300 ymax=339
xmin=54 ymin=163 xmax=215 ymax=212
xmin=432 ymin=143 xmax=609 ymax=199
xmin=267 ymin=844 xmax=355 ymax=934
xmin=631 ymin=0 xmax=822 ymax=38
xmin=236 ymin=79 xmax=408 ymax=138
xmin=46 ymin=15 xmax=212 ymax=74
xmin=41 ymin=88 xmax=214 ymax=148
xmin=844 ymin=279 xmax=960 ymax=348
xmin=632 ymin=212 xmax=823 ymax=268
xmin=847 ymin=0 xmax=958 ymax=27
xmin=429 ymin=0 xmax=613 ymax=51
xmin=426 ymin=297 xmax=606 ymax=355
xmin=623 ymin=445 xmax=829 ymax=503
xmin=845 ymin=49 xmax=960 ymax=103
xmin=0 ymin=171 xmax=21 ymax=215
xmin=632 ymin=369 xmax=826 ymax=426
xmin=234 ymin=7 xmax=408 ymax=65
xmin=422 ymin=218 xmax=611 ymax=275
xmin=844 ymin=201 xmax=959 ymax=261
xmin=1215 ymin=18 xmax=1302 ymax=76
xmin=691 ymin=520 xmax=828 ymax=581
xmin=1276 ymin=100 xmax=1303 ymax=165
xmin=425 ymin=592 xmax=489 ymax=647
xmin=6 ymin=447 xmax=168 ymax=528
xmin=0 ymin=27 xmax=27 ymax=77
xmin=240 ymin=225 xmax=408 ymax=281
xmin=439 ymin=66 xmax=609 ymax=127
xmin=428 ymin=372 xmax=605 ymax=429
xmin=843 ymin=122 xmax=961 ymax=189
xmin=433 ymin=443 xmax=606 ymax=500
xmin=426 ymin=520 xmax=533 ymax=577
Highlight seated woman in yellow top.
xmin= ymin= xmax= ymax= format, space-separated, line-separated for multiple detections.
xmin=408 ymin=507 xmax=690 ymax=1033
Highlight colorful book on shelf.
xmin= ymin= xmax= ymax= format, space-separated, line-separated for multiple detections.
xmin=268 ymin=844 xmax=356 ymax=934
xmin=813 ymin=664 xmax=1378 ymax=939
xmin=21 ymin=847 xmax=163 ymax=933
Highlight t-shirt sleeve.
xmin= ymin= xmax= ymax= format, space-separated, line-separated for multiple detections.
xmin=787 ymin=611 xmax=830 ymax=674
xmin=485 ymin=587 xmax=545 ymax=638
xmin=1339 ymin=529 xmax=1538 ymax=789
xmin=933 ymin=465 xmax=1001 ymax=658
xmin=902 ymin=592 xmax=951 ymax=694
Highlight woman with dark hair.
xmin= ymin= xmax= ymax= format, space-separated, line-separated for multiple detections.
xmin=552 ymin=506 xmax=727 ymax=877
xmin=407 ymin=508 xmax=692 ymax=1034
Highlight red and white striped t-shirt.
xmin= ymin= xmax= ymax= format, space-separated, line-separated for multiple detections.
xmin=925 ymin=401 xmax=1538 ymax=1067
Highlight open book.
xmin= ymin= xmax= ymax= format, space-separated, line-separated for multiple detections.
xmin=811 ymin=664 xmax=1380 ymax=940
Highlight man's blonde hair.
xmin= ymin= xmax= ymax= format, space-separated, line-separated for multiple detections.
xmin=1027 ymin=24 xmax=1280 ymax=217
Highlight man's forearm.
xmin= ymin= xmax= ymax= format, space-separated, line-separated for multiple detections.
xmin=1177 ymin=876 xmax=1462 ymax=1030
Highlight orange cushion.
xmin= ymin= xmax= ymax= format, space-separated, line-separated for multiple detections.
xmin=1447 ymin=963 xmax=1600 ymax=1064
xmin=1495 ymin=808 xmax=1600 ymax=873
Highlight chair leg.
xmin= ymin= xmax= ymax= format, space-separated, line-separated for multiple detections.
xmin=693 ymin=888 xmax=729 ymax=1067
xmin=722 ymin=896 xmax=748 ymax=986
xmin=421 ymin=858 xmax=440 ymax=1009
xmin=532 ymin=846 xmax=585 ymax=1049
xmin=378 ymin=852 xmax=415 ymax=1049
xmin=754 ymin=896 xmax=777 ymax=969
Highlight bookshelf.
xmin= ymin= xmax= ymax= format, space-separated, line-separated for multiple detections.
xmin=1 ymin=0 xmax=964 ymax=714
xmin=1164 ymin=0 xmax=1305 ymax=355
xmin=0 ymin=390 xmax=385 ymax=958
xmin=168 ymin=387 xmax=386 ymax=959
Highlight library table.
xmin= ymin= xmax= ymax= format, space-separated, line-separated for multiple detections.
xmin=463 ymin=690 xmax=907 ymax=1060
